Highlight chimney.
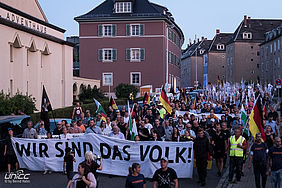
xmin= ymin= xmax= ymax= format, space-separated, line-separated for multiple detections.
xmin=193 ymin=40 xmax=196 ymax=44
xmin=201 ymin=36 xmax=205 ymax=41
xmin=197 ymin=38 xmax=200 ymax=42
xmin=244 ymin=15 xmax=247 ymax=27
xmin=216 ymin=29 xmax=220 ymax=34
xmin=248 ymin=17 xmax=251 ymax=20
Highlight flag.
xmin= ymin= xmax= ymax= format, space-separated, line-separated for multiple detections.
xmin=109 ymin=96 xmax=118 ymax=110
xmin=159 ymin=87 xmax=172 ymax=114
xmin=128 ymin=101 xmax=138 ymax=141
xmin=193 ymin=96 xmax=197 ymax=109
xmin=240 ymin=104 xmax=248 ymax=126
xmin=248 ymin=96 xmax=266 ymax=141
xmin=40 ymin=85 xmax=52 ymax=132
xmin=94 ymin=99 xmax=107 ymax=122
xmin=143 ymin=92 xmax=150 ymax=105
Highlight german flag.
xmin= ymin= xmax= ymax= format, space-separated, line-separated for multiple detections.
xmin=109 ymin=96 xmax=118 ymax=110
xmin=143 ymin=92 xmax=150 ymax=105
xmin=249 ymin=96 xmax=266 ymax=141
xmin=159 ymin=87 xmax=172 ymax=114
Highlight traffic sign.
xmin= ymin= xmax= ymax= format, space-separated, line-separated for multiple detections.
xmin=275 ymin=78 xmax=282 ymax=86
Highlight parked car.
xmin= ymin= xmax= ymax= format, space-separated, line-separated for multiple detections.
xmin=34 ymin=118 xmax=72 ymax=134
xmin=0 ymin=115 xmax=30 ymax=170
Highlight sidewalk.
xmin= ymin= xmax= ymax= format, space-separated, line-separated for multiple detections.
xmin=217 ymin=162 xmax=271 ymax=188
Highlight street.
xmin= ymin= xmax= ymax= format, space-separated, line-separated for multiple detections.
xmin=0 ymin=161 xmax=224 ymax=188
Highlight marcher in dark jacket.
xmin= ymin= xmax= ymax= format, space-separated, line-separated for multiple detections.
xmin=194 ymin=129 xmax=213 ymax=186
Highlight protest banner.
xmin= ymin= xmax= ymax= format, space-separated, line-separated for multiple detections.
xmin=12 ymin=134 xmax=193 ymax=178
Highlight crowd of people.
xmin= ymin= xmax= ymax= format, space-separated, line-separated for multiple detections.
xmin=3 ymin=87 xmax=282 ymax=188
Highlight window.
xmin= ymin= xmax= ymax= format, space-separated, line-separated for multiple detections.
xmin=104 ymin=25 xmax=112 ymax=36
xmin=126 ymin=48 xmax=145 ymax=61
xmin=98 ymin=49 xmax=117 ymax=62
xmin=274 ymin=41 xmax=276 ymax=52
xmin=98 ymin=25 xmax=116 ymax=37
xmin=243 ymin=32 xmax=252 ymax=39
xmin=217 ymin=44 xmax=225 ymax=50
xmin=131 ymin=48 xmax=140 ymax=61
xmin=126 ymin=24 xmax=144 ymax=36
xmin=131 ymin=25 xmax=140 ymax=36
xmin=130 ymin=72 xmax=141 ymax=86
xmin=102 ymin=73 xmax=113 ymax=86
xmin=10 ymin=44 xmax=13 ymax=62
xmin=278 ymin=57 xmax=281 ymax=68
xmin=115 ymin=2 xmax=132 ymax=13
xmin=278 ymin=39 xmax=280 ymax=50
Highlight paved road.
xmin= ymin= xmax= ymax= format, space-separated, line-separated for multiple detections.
xmin=0 ymin=161 xmax=225 ymax=188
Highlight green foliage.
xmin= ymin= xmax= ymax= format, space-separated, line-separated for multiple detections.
xmin=115 ymin=84 xmax=138 ymax=99
xmin=0 ymin=91 xmax=36 ymax=115
xmin=78 ymin=84 xmax=106 ymax=103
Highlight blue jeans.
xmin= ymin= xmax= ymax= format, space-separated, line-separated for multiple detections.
xmin=271 ymin=169 xmax=281 ymax=188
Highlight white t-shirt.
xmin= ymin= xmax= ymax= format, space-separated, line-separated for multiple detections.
xmin=124 ymin=116 xmax=129 ymax=124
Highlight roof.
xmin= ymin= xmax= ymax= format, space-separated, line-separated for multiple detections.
xmin=260 ymin=24 xmax=282 ymax=45
xmin=74 ymin=0 xmax=184 ymax=40
xmin=208 ymin=33 xmax=233 ymax=52
xmin=228 ymin=18 xmax=282 ymax=44
xmin=181 ymin=39 xmax=212 ymax=60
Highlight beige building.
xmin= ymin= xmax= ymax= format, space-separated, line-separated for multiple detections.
xmin=0 ymin=0 xmax=74 ymax=110
xmin=260 ymin=25 xmax=282 ymax=84
xmin=203 ymin=30 xmax=232 ymax=87
xmin=226 ymin=16 xmax=282 ymax=83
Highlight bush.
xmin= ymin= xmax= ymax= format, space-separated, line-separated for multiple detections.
xmin=115 ymin=84 xmax=138 ymax=99
xmin=0 ymin=91 xmax=36 ymax=115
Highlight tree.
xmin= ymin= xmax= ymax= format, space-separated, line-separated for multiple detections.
xmin=0 ymin=91 xmax=36 ymax=115
xmin=115 ymin=84 xmax=138 ymax=99
xmin=78 ymin=84 xmax=105 ymax=103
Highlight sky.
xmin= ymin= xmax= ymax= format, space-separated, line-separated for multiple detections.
xmin=38 ymin=0 xmax=282 ymax=48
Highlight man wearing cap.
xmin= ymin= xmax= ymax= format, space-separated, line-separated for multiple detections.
xmin=228 ymin=128 xmax=247 ymax=183
xmin=248 ymin=133 xmax=268 ymax=188
xmin=152 ymin=157 xmax=178 ymax=188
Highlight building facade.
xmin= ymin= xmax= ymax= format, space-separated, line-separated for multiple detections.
xmin=0 ymin=0 xmax=74 ymax=110
xmin=226 ymin=16 xmax=282 ymax=83
xmin=75 ymin=0 xmax=184 ymax=94
xmin=260 ymin=25 xmax=282 ymax=84
xmin=181 ymin=38 xmax=211 ymax=88
xmin=203 ymin=30 xmax=232 ymax=87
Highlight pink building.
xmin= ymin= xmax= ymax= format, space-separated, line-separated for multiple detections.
xmin=75 ymin=0 xmax=184 ymax=93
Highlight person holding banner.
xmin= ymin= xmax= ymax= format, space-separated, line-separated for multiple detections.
xmin=125 ymin=163 xmax=146 ymax=188
xmin=153 ymin=157 xmax=178 ymax=188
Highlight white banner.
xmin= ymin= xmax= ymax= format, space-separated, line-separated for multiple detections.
xmin=12 ymin=134 xmax=193 ymax=178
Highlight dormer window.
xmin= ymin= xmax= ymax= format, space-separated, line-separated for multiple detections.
xmin=199 ymin=49 xmax=205 ymax=55
xmin=115 ymin=2 xmax=132 ymax=13
xmin=243 ymin=32 xmax=252 ymax=39
xmin=217 ymin=44 xmax=225 ymax=50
